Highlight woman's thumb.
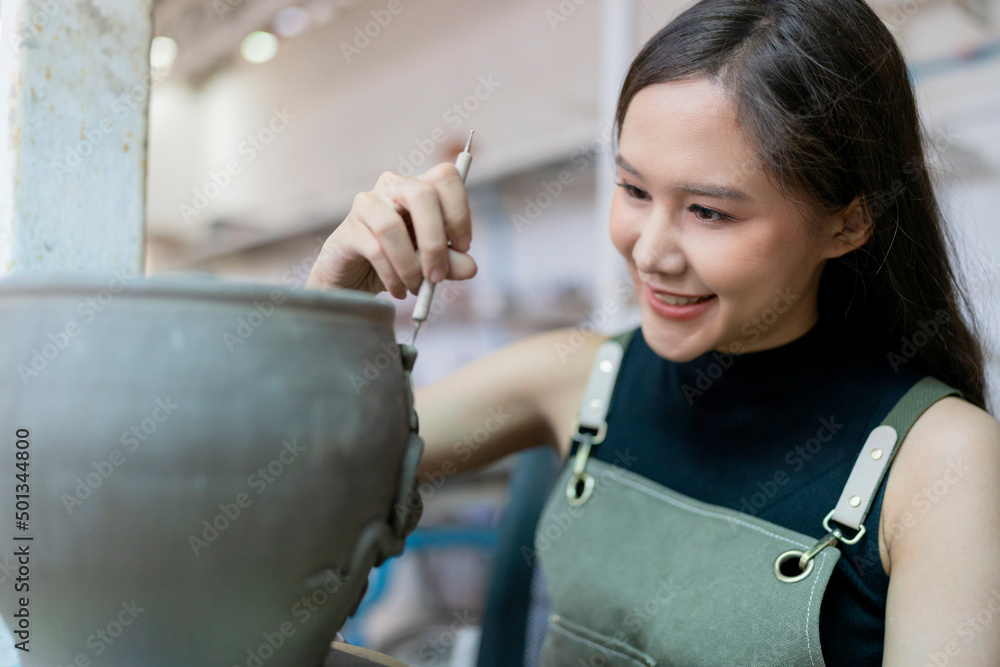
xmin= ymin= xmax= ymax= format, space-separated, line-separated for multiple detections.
xmin=445 ymin=248 xmax=477 ymax=280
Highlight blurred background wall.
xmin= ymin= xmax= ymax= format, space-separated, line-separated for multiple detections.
xmin=142 ymin=0 xmax=1000 ymax=390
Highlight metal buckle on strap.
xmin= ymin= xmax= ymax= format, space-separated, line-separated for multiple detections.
xmin=797 ymin=531 xmax=839 ymax=572
xmin=797 ymin=509 xmax=866 ymax=571
xmin=571 ymin=418 xmax=607 ymax=448
xmin=774 ymin=509 xmax=867 ymax=583
xmin=822 ymin=508 xmax=866 ymax=545
xmin=565 ymin=420 xmax=606 ymax=507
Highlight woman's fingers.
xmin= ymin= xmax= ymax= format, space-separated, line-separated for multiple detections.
xmin=305 ymin=162 xmax=476 ymax=297
xmin=354 ymin=188 xmax=426 ymax=294
xmin=374 ymin=171 xmax=449 ymax=289
xmin=418 ymin=162 xmax=473 ymax=253
xmin=353 ymin=190 xmax=423 ymax=295
xmin=337 ymin=218 xmax=405 ymax=299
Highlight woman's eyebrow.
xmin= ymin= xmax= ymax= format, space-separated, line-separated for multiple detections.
xmin=615 ymin=153 xmax=752 ymax=202
xmin=615 ymin=153 xmax=645 ymax=179
xmin=674 ymin=183 xmax=752 ymax=202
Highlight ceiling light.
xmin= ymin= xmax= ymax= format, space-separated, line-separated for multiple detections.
xmin=274 ymin=7 xmax=311 ymax=38
xmin=241 ymin=31 xmax=279 ymax=64
xmin=150 ymin=36 xmax=178 ymax=69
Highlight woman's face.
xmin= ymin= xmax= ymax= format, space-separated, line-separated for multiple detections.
xmin=610 ymin=77 xmax=845 ymax=362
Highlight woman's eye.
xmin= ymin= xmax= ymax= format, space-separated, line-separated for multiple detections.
xmin=688 ymin=204 xmax=733 ymax=223
xmin=615 ymin=181 xmax=649 ymax=201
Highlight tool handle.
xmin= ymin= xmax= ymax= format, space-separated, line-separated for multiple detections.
xmin=454 ymin=151 xmax=472 ymax=182
xmin=413 ymin=280 xmax=435 ymax=322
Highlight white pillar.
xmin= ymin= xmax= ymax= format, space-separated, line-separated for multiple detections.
xmin=0 ymin=0 xmax=153 ymax=275
xmin=595 ymin=0 xmax=635 ymax=331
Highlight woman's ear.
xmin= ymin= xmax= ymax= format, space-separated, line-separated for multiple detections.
xmin=824 ymin=196 xmax=873 ymax=259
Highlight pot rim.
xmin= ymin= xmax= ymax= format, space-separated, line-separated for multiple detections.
xmin=0 ymin=272 xmax=395 ymax=324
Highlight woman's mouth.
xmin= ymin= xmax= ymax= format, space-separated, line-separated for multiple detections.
xmin=644 ymin=284 xmax=717 ymax=321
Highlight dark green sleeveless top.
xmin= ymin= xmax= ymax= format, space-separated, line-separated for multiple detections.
xmin=571 ymin=310 xmax=928 ymax=666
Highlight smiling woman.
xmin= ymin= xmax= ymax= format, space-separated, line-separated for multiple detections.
xmin=610 ymin=78 xmax=846 ymax=357
xmin=304 ymin=0 xmax=999 ymax=665
xmin=532 ymin=0 xmax=998 ymax=664
xmin=607 ymin=28 xmax=985 ymax=387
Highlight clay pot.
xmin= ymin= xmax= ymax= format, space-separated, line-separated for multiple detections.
xmin=0 ymin=274 xmax=422 ymax=667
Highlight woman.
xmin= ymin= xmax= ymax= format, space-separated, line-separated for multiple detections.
xmin=307 ymin=0 xmax=1000 ymax=664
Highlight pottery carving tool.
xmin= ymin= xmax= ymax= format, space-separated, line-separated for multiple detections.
xmin=410 ymin=129 xmax=474 ymax=344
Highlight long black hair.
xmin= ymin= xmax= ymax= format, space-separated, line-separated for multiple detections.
xmin=614 ymin=0 xmax=989 ymax=410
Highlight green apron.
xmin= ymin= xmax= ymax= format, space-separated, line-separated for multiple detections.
xmin=535 ymin=329 xmax=961 ymax=666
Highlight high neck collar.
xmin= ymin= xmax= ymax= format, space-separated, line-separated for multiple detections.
xmin=657 ymin=311 xmax=857 ymax=405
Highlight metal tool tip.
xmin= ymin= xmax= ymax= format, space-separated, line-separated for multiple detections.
xmin=411 ymin=321 xmax=422 ymax=344
xmin=464 ymin=130 xmax=474 ymax=152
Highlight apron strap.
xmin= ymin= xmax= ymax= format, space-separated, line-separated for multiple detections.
xmin=573 ymin=327 xmax=636 ymax=435
xmin=825 ymin=375 xmax=964 ymax=536
xmin=564 ymin=327 xmax=636 ymax=505
xmin=568 ymin=329 xmax=965 ymax=567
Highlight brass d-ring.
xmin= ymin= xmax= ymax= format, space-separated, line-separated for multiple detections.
xmin=773 ymin=549 xmax=814 ymax=583
xmin=566 ymin=471 xmax=595 ymax=506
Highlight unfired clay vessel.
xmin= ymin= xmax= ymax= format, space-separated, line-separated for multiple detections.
xmin=0 ymin=274 xmax=422 ymax=666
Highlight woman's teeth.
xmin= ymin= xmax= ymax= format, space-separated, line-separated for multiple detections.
xmin=653 ymin=293 xmax=714 ymax=306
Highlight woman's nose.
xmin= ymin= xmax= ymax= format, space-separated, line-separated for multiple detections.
xmin=633 ymin=217 xmax=685 ymax=276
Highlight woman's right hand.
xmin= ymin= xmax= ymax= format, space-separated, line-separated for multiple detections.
xmin=306 ymin=162 xmax=478 ymax=297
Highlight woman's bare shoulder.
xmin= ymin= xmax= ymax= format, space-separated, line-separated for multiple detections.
xmin=414 ymin=327 xmax=610 ymax=477
xmin=881 ymin=395 xmax=1000 ymax=573
xmin=510 ymin=327 xmax=614 ymax=460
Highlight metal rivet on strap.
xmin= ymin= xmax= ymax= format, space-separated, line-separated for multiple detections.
xmin=870 ymin=448 xmax=882 ymax=460
xmin=599 ymin=359 xmax=613 ymax=373
xmin=588 ymin=398 xmax=603 ymax=411
xmin=849 ymin=495 xmax=861 ymax=507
